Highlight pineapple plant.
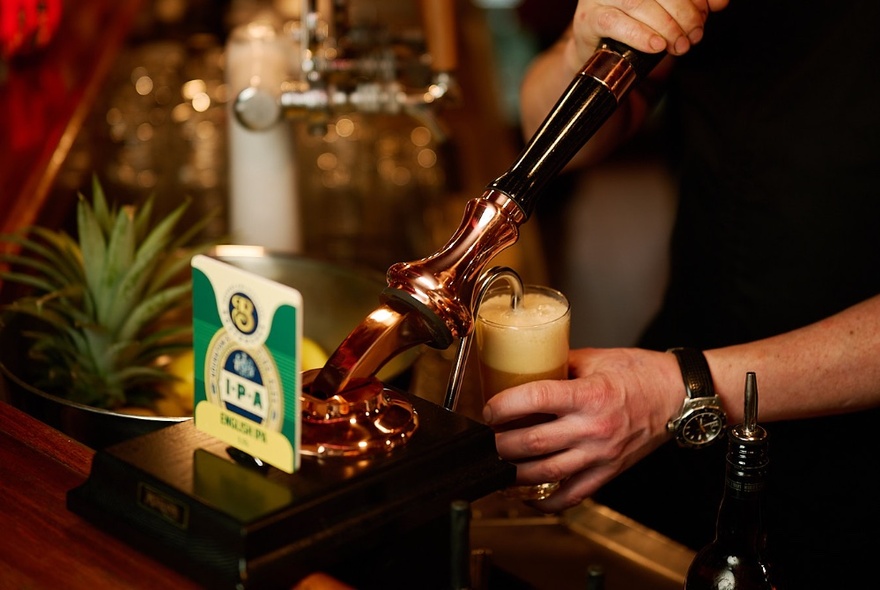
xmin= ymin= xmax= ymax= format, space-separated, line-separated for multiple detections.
xmin=0 ymin=176 xmax=218 ymax=413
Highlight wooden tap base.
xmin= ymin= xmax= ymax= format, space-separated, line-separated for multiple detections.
xmin=68 ymin=391 xmax=515 ymax=590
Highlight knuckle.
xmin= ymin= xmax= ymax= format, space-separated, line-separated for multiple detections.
xmin=542 ymin=460 xmax=567 ymax=483
xmin=521 ymin=427 xmax=549 ymax=456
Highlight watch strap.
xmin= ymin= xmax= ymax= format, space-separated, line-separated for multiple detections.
xmin=668 ymin=347 xmax=715 ymax=400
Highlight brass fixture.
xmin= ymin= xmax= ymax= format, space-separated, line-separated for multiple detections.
xmin=302 ymin=39 xmax=664 ymax=453
xmin=299 ymin=368 xmax=418 ymax=457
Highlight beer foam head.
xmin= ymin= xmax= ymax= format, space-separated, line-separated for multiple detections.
xmin=476 ymin=290 xmax=569 ymax=373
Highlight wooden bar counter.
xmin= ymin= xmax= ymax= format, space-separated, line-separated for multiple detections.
xmin=0 ymin=400 xmax=200 ymax=588
xmin=3 ymin=6 xmax=218 ymax=579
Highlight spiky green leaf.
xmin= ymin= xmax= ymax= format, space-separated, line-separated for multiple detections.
xmin=90 ymin=174 xmax=113 ymax=231
xmin=118 ymin=281 xmax=192 ymax=343
xmin=102 ymin=199 xmax=191 ymax=333
xmin=96 ymin=206 xmax=136 ymax=329
xmin=2 ymin=176 xmax=220 ymax=411
xmin=76 ymin=193 xmax=107 ymax=305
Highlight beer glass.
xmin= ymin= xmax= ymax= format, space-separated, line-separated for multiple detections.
xmin=475 ymin=279 xmax=570 ymax=501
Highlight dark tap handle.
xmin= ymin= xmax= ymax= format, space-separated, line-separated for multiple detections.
xmin=489 ymin=39 xmax=666 ymax=220
xmin=603 ymin=37 xmax=668 ymax=80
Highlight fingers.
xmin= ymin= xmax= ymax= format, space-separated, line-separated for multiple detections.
xmin=495 ymin=413 xmax=624 ymax=483
xmin=506 ymin=436 xmax=598 ymax=482
xmin=496 ymin=444 xmax=623 ymax=514
xmin=484 ymin=376 xmax=592 ymax=423
xmin=572 ymin=0 xmax=715 ymax=59
xmin=484 ymin=378 xmax=614 ymax=467
xmin=532 ymin=464 xmax=620 ymax=513
xmin=659 ymin=0 xmax=708 ymax=49
xmin=492 ymin=413 xmax=576 ymax=464
xmin=483 ymin=347 xmax=680 ymax=514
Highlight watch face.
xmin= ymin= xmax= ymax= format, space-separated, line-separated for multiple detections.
xmin=681 ymin=409 xmax=725 ymax=446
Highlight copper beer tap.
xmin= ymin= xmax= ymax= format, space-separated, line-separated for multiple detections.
xmin=300 ymin=39 xmax=665 ymax=456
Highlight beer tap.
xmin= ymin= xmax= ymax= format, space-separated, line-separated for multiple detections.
xmin=233 ymin=0 xmax=460 ymax=136
xmin=307 ymin=39 xmax=665 ymax=398
xmin=299 ymin=39 xmax=664 ymax=456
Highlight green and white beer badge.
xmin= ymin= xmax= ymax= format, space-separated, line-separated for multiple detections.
xmin=191 ymin=255 xmax=302 ymax=474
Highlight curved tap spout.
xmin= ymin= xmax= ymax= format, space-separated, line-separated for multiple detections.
xmin=308 ymin=190 xmax=523 ymax=399
xmin=306 ymin=297 xmax=436 ymax=400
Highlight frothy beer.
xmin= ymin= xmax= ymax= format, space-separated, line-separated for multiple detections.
xmin=476 ymin=286 xmax=570 ymax=401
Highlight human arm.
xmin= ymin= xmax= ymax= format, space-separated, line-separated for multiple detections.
xmin=482 ymin=293 xmax=880 ymax=513
xmin=519 ymin=0 xmax=728 ymax=167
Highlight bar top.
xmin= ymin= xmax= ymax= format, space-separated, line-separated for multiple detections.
xmin=0 ymin=400 xmax=200 ymax=589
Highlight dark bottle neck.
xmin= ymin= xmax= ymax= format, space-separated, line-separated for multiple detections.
xmin=714 ymin=436 xmax=769 ymax=550
xmin=686 ymin=374 xmax=776 ymax=590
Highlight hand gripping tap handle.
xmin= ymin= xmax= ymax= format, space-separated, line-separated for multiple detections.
xmin=489 ymin=39 xmax=665 ymax=220
xmin=386 ymin=39 xmax=666 ymax=342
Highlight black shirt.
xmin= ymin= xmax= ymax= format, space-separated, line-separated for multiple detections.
xmin=594 ymin=2 xmax=880 ymax=587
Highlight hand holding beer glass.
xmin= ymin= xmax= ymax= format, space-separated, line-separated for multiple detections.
xmin=474 ymin=269 xmax=571 ymax=501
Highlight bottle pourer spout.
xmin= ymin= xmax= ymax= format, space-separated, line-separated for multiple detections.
xmin=743 ymin=371 xmax=758 ymax=437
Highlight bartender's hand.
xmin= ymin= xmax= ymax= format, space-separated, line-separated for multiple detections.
xmin=566 ymin=0 xmax=728 ymax=67
xmin=482 ymin=347 xmax=685 ymax=513
xmin=521 ymin=0 xmax=728 ymax=168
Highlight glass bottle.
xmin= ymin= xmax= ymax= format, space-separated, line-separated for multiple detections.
xmin=684 ymin=372 xmax=776 ymax=589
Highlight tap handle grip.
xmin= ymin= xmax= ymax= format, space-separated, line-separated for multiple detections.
xmin=602 ymin=37 xmax=666 ymax=82
xmin=489 ymin=39 xmax=665 ymax=220
xmin=421 ymin=0 xmax=457 ymax=72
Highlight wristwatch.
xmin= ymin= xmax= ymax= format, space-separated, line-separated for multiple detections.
xmin=666 ymin=347 xmax=727 ymax=448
